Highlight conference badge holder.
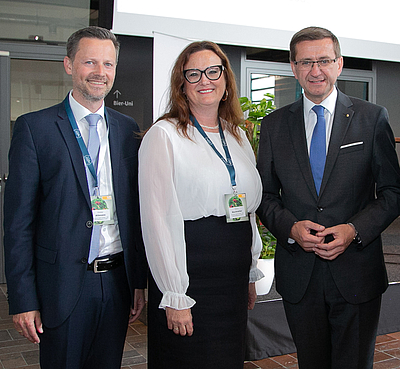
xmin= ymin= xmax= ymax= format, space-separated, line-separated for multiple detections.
xmin=91 ymin=193 xmax=115 ymax=225
xmin=224 ymin=191 xmax=249 ymax=223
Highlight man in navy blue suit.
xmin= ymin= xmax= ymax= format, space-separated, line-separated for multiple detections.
xmin=4 ymin=26 xmax=147 ymax=368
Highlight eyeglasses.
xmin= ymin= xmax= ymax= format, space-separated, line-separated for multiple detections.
xmin=183 ymin=65 xmax=225 ymax=83
xmin=294 ymin=58 xmax=338 ymax=71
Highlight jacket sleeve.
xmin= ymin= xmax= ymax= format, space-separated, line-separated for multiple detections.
xmin=256 ymin=114 xmax=299 ymax=251
xmin=4 ymin=115 xmax=41 ymax=315
xmin=347 ymin=106 xmax=400 ymax=247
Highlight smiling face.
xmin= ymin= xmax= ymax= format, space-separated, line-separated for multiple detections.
xmin=183 ymin=50 xmax=226 ymax=116
xmin=291 ymin=38 xmax=343 ymax=104
xmin=64 ymin=37 xmax=117 ymax=111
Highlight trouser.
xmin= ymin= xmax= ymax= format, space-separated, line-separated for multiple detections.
xmin=283 ymin=257 xmax=381 ymax=369
xmin=39 ymin=262 xmax=131 ymax=369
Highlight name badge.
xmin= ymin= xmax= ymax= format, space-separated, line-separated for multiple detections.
xmin=91 ymin=194 xmax=114 ymax=225
xmin=224 ymin=193 xmax=249 ymax=223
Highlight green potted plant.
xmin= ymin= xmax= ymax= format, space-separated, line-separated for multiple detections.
xmin=239 ymin=93 xmax=277 ymax=294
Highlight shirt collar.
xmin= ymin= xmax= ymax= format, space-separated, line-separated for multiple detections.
xmin=304 ymin=86 xmax=337 ymax=116
xmin=68 ymin=90 xmax=105 ymax=123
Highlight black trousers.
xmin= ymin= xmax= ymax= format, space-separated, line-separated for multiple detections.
xmin=39 ymin=263 xmax=131 ymax=369
xmin=283 ymin=257 xmax=381 ymax=369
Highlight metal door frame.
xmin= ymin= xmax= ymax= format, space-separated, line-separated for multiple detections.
xmin=0 ymin=51 xmax=11 ymax=283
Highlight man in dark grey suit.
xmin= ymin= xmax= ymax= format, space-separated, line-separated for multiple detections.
xmin=257 ymin=26 xmax=400 ymax=369
xmin=4 ymin=26 xmax=147 ymax=368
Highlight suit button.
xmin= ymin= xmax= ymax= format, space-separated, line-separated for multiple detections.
xmin=86 ymin=220 xmax=93 ymax=228
xmin=81 ymin=257 xmax=88 ymax=264
xmin=317 ymin=207 xmax=324 ymax=212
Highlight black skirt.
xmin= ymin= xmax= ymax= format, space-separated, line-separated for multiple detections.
xmin=147 ymin=216 xmax=252 ymax=369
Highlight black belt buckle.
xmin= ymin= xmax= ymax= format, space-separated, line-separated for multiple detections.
xmin=88 ymin=252 xmax=123 ymax=273
xmin=93 ymin=257 xmax=110 ymax=273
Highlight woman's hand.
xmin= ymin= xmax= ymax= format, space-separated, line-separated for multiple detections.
xmin=248 ymin=282 xmax=257 ymax=310
xmin=166 ymin=307 xmax=194 ymax=336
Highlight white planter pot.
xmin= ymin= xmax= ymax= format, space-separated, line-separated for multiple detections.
xmin=255 ymin=258 xmax=275 ymax=295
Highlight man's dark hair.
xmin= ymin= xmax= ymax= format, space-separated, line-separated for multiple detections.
xmin=66 ymin=26 xmax=120 ymax=62
xmin=290 ymin=26 xmax=341 ymax=62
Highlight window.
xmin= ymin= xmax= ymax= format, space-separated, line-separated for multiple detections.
xmin=241 ymin=52 xmax=375 ymax=108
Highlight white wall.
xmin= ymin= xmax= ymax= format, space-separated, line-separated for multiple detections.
xmin=113 ymin=0 xmax=400 ymax=62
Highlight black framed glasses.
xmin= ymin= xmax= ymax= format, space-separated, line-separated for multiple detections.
xmin=294 ymin=58 xmax=338 ymax=71
xmin=183 ymin=65 xmax=225 ymax=83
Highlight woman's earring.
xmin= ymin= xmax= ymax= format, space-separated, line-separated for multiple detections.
xmin=221 ymin=90 xmax=228 ymax=102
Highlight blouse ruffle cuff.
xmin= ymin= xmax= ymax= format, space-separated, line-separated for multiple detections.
xmin=159 ymin=291 xmax=197 ymax=310
xmin=249 ymin=266 xmax=265 ymax=283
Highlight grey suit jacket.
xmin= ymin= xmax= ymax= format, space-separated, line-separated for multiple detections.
xmin=257 ymin=90 xmax=400 ymax=304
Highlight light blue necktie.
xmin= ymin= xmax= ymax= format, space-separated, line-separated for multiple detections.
xmin=86 ymin=114 xmax=101 ymax=263
xmin=310 ymin=105 xmax=326 ymax=195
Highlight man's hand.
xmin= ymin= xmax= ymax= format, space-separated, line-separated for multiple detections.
xmin=314 ymin=223 xmax=355 ymax=260
xmin=13 ymin=310 xmax=43 ymax=344
xmin=129 ymin=289 xmax=146 ymax=324
xmin=290 ymin=220 xmax=325 ymax=252
xmin=166 ymin=307 xmax=194 ymax=336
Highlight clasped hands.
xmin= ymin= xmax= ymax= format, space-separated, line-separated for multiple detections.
xmin=290 ymin=220 xmax=356 ymax=260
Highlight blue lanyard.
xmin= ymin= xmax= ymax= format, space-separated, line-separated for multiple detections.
xmin=190 ymin=115 xmax=237 ymax=191
xmin=64 ymin=99 xmax=100 ymax=188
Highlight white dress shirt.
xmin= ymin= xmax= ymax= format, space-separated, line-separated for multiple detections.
xmin=139 ymin=119 xmax=264 ymax=310
xmin=303 ymin=86 xmax=338 ymax=154
xmin=68 ymin=91 xmax=123 ymax=257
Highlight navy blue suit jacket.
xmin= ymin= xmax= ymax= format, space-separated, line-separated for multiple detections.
xmin=4 ymin=96 xmax=147 ymax=328
xmin=257 ymin=90 xmax=400 ymax=305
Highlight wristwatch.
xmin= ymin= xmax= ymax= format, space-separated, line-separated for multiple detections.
xmin=348 ymin=222 xmax=362 ymax=245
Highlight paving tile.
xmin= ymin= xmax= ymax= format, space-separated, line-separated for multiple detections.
xmin=129 ymin=364 xmax=147 ymax=369
xmin=375 ymin=350 xmax=397 ymax=363
xmin=121 ymin=354 xmax=147 ymax=366
xmin=130 ymin=324 xmax=147 ymax=335
xmin=377 ymin=335 xmax=398 ymax=344
xmin=0 ymin=330 xmax=12 ymax=342
xmin=122 ymin=349 xmax=140 ymax=359
xmin=376 ymin=340 xmax=400 ymax=352
xmin=21 ymin=349 xmax=39 ymax=365
xmin=270 ymin=354 xmax=298 ymax=368
xmin=125 ymin=334 xmax=147 ymax=345
xmin=0 ymin=352 xmax=27 ymax=368
xmin=250 ymin=357 xmax=285 ymax=368
xmin=373 ymin=357 xmax=400 ymax=369
xmin=244 ymin=362 xmax=260 ymax=368
xmin=0 ymin=342 xmax=38 ymax=355
xmin=384 ymin=348 xmax=400 ymax=360
xmin=387 ymin=332 xmax=400 ymax=340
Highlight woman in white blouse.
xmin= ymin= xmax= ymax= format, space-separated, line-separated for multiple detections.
xmin=139 ymin=41 xmax=263 ymax=369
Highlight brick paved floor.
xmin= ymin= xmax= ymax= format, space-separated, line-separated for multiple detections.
xmin=0 ymin=281 xmax=400 ymax=368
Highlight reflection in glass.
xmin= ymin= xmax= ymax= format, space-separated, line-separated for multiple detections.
xmin=11 ymin=59 xmax=73 ymax=122
xmin=0 ymin=0 xmax=91 ymax=43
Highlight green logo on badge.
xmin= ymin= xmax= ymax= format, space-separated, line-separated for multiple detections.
xmin=229 ymin=195 xmax=243 ymax=208
xmin=91 ymin=197 xmax=108 ymax=210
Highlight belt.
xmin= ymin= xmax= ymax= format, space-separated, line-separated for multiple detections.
xmin=87 ymin=252 xmax=124 ymax=273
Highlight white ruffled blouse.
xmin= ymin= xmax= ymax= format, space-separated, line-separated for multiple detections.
xmin=139 ymin=119 xmax=263 ymax=310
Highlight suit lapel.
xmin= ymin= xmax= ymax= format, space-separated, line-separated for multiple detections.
xmin=56 ymin=97 xmax=91 ymax=207
xmin=288 ymin=99 xmax=319 ymax=199
xmin=319 ymin=90 xmax=354 ymax=197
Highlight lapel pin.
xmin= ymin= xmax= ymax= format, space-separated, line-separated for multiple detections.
xmin=346 ymin=114 xmax=350 ymax=118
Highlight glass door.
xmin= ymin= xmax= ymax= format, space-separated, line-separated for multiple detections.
xmin=0 ymin=52 xmax=71 ymax=283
